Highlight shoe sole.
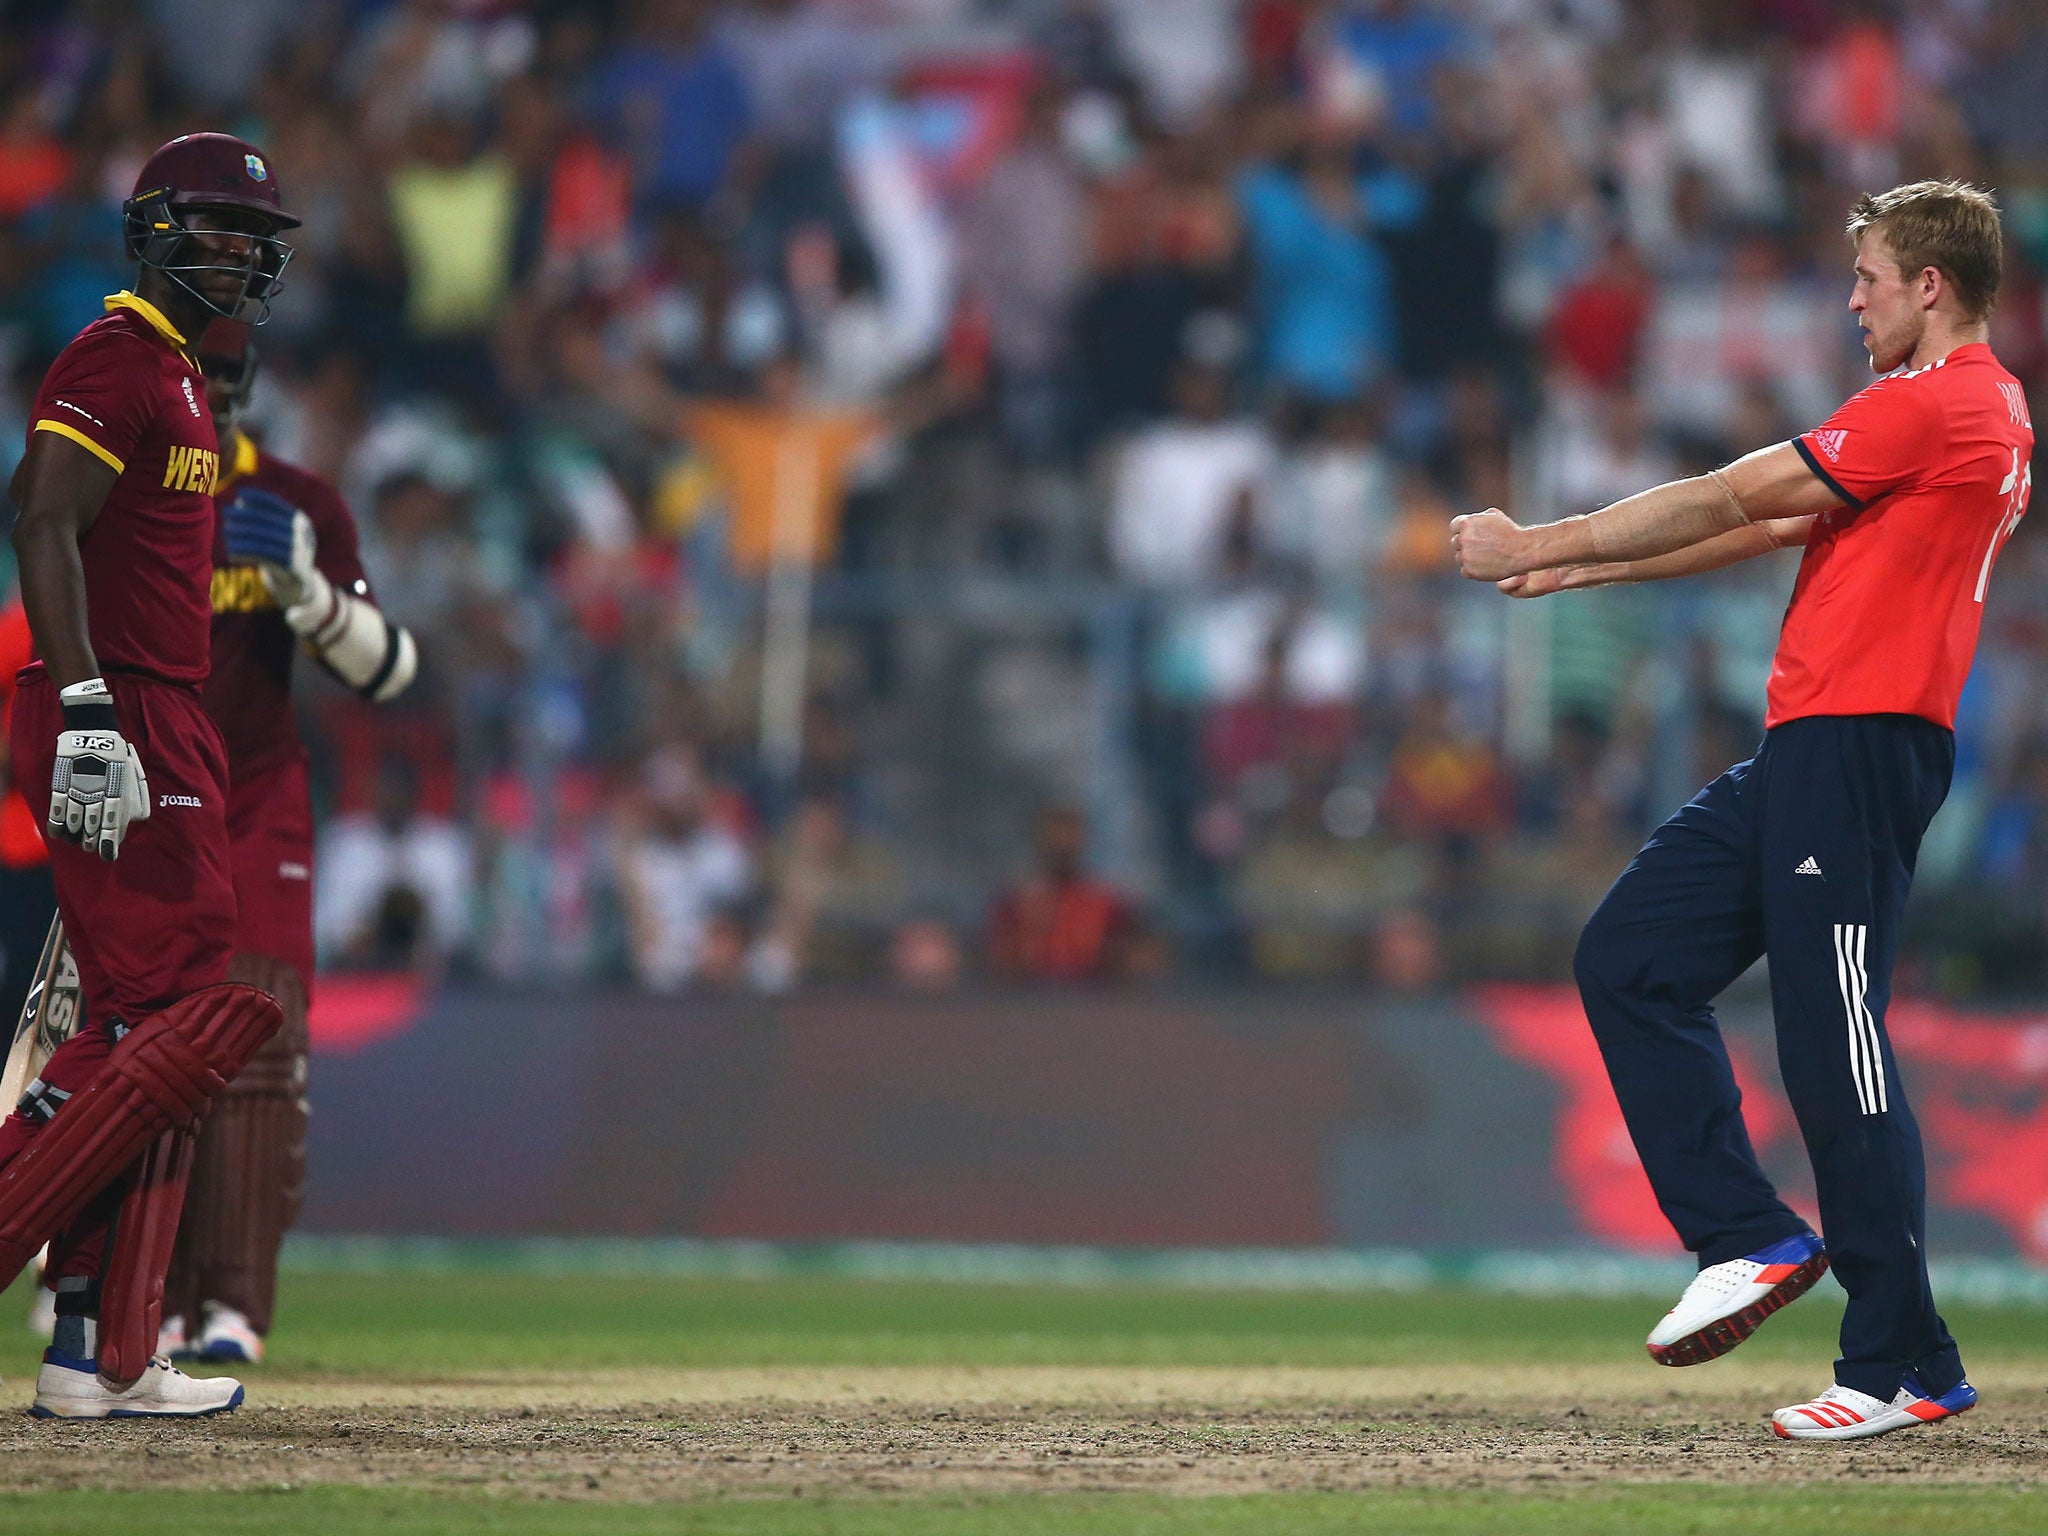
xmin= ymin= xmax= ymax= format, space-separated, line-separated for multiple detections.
xmin=1771 ymin=1395 xmax=1973 ymax=1441
xmin=28 ymin=1384 xmax=245 ymax=1420
xmin=1648 ymin=1252 xmax=1830 ymax=1367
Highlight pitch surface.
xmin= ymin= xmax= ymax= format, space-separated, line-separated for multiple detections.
xmin=0 ymin=1272 xmax=2041 ymax=1529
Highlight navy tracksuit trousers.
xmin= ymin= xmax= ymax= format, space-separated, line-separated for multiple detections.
xmin=1573 ymin=714 xmax=1965 ymax=1400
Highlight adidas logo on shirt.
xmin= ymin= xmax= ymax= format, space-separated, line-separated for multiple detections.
xmin=1795 ymin=856 xmax=1824 ymax=876
xmin=1812 ymin=430 xmax=1847 ymax=462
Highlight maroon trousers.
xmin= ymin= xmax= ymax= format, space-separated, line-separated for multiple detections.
xmin=0 ymin=669 xmax=234 ymax=1283
xmin=226 ymin=753 xmax=315 ymax=989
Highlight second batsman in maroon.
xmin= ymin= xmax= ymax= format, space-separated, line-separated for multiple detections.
xmin=161 ymin=325 xmax=415 ymax=1364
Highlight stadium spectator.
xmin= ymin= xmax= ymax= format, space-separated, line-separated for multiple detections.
xmin=584 ymin=0 xmax=753 ymax=217
xmin=1234 ymin=133 xmax=1405 ymax=402
xmin=1544 ymin=236 xmax=1653 ymax=390
xmin=1378 ymin=691 xmax=1514 ymax=846
xmin=988 ymin=804 xmax=1150 ymax=984
xmin=1321 ymin=0 xmax=1470 ymax=142
xmin=958 ymin=82 xmax=1089 ymax=459
xmin=0 ymin=94 xmax=71 ymax=221
xmin=1265 ymin=397 xmax=1400 ymax=586
xmin=318 ymin=757 xmax=475 ymax=972
xmin=612 ymin=744 xmax=754 ymax=993
xmin=745 ymin=792 xmax=903 ymax=989
xmin=1108 ymin=358 xmax=1276 ymax=587
xmin=386 ymin=108 xmax=521 ymax=395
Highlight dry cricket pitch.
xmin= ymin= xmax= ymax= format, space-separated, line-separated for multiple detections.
xmin=2 ymin=1361 xmax=2040 ymax=1500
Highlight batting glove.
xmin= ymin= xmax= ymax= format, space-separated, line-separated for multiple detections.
xmin=51 ymin=678 xmax=151 ymax=861
xmin=221 ymin=486 xmax=318 ymax=609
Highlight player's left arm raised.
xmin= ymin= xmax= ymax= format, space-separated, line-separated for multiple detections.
xmin=221 ymin=485 xmax=417 ymax=701
xmin=1451 ymin=442 xmax=1847 ymax=586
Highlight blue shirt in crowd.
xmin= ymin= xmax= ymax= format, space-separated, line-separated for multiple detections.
xmin=586 ymin=40 xmax=752 ymax=212
xmin=1235 ymin=164 xmax=1419 ymax=402
xmin=1335 ymin=6 xmax=1470 ymax=138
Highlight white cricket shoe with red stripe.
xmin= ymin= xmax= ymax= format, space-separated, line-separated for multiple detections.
xmin=1771 ymin=1373 xmax=1977 ymax=1441
xmin=1647 ymin=1231 xmax=1828 ymax=1366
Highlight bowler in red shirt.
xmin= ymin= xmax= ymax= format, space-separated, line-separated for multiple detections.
xmin=1451 ymin=181 xmax=2030 ymax=1442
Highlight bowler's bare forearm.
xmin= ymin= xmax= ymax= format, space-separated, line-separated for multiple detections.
xmin=1518 ymin=443 xmax=1845 ymax=575
xmin=1519 ymin=475 xmax=1749 ymax=572
xmin=1549 ymin=517 xmax=1814 ymax=591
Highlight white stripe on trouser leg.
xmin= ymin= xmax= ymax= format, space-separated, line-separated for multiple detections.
xmin=1852 ymin=923 xmax=1888 ymax=1112
xmin=1847 ymin=923 xmax=1886 ymax=1115
xmin=1835 ymin=924 xmax=1876 ymax=1116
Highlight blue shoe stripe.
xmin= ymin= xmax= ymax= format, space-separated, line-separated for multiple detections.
xmin=1746 ymin=1232 xmax=1824 ymax=1266
xmin=1903 ymin=1373 xmax=1977 ymax=1413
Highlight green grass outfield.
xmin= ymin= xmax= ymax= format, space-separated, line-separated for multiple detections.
xmin=0 ymin=1270 xmax=2026 ymax=1375
xmin=5 ymin=1266 xmax=2044 ymax=1376
xmin=2 ymin=1262 xmax=2045 ymax=1533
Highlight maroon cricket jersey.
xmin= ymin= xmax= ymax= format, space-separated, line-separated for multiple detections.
xmin=206 ymin=431 xmax=372 ymax=778
xmin=26 ymin=292 xmax=220 ymax=685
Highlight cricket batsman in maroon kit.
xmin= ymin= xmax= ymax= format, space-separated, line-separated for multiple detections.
xmin=157 ymin=322 xmax=415 ymax=1364
xmin=0 ymin=133 xmax=296 ymax=1418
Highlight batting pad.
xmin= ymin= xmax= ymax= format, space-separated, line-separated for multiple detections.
xmin=0 ymin=984 xmax=281 ymax=1295
xmin=98 ymin=1126 xmax=199 ymax=1383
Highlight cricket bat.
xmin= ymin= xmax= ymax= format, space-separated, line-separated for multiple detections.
xmin=0 ymin=916 xmax=82 ymax=1113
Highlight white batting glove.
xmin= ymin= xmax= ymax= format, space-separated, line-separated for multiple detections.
xmin=260 ymin=509 xmax=321 ymax=614
xmin=51 ymin=678 xmax=151 ymax=861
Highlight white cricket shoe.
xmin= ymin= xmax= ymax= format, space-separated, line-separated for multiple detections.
xmin=193 ymin=1305 xmax=264 ymax=1364
xmin=1647 ymin=1231 xmax=1828 ymax=1366
xmin=158 ymin=1313 xmax=188 ymax=1358
xmin=1772 ymin=1373 xmax=1977 ymax=1440
xmin=30 ymin=1350 xmax=245 ymax=1419
xmin=25 ymin=1285 xmax=56 ymax=1340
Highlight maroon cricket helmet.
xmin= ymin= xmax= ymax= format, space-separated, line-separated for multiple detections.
xmin=123 ymin=133 xmax=300 ymax=324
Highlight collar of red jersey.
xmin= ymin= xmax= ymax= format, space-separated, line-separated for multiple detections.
xmin=102 ymin=291 xmax=196 ymax=364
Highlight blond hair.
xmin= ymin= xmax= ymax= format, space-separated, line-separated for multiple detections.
xmin=1847 ymin=180 xmax=2003 ymax=321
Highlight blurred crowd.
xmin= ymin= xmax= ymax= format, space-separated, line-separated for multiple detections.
xmin=3 ymin=0 xmax=2048 ymax=997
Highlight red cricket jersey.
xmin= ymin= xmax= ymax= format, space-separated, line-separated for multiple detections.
xmin=1772 ymin=342 xmax=2035 ymax=729
xmin=205 ymin=431 xmax=372 ymax=778
xmin=24 ymin=292 xmax=220 ymax=686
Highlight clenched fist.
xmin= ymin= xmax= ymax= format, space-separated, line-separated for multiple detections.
xmin=1450 ymin=508 xmax=1531 ymax=582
